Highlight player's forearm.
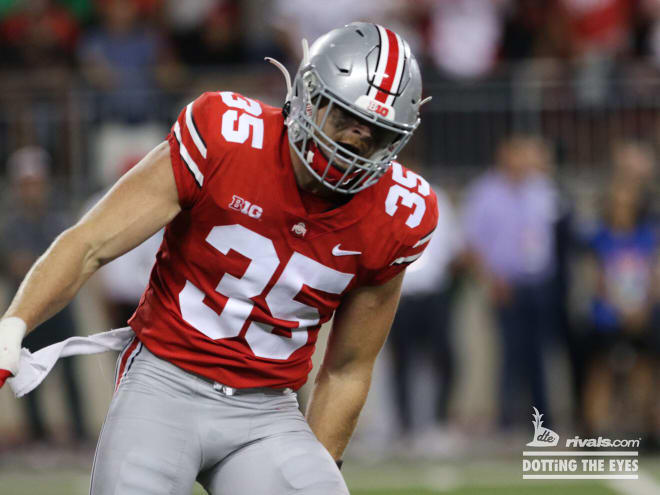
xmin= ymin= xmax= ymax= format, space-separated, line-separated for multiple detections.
xmin=305 ymin=364 xmax=372 ymax=460
xmin=2 ymin=227 xmax=100 ymax=333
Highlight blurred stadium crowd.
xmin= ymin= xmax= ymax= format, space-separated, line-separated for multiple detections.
xmin=2 ymin=0 xmax=660 ymax=460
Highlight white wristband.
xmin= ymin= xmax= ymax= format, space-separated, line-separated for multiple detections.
xmin=0 ymin=317 xmax=27 ymax=376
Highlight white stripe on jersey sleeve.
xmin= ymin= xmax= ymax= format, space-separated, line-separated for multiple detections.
xmin=413 ymin=230 xmax=434 ymax=248
xmin=173 ymin=121 xmax=204 ymax=187
xmin=185 ymin=102 xmax=207 ymax=159
xmin=390 ymin=251 xmax=424 ymax=266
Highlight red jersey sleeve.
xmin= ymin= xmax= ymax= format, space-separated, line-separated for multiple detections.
xmin=368 ymin=164 xmax=440 ymax=285
xmin=167 ymin=92 xmax=219 ymax=208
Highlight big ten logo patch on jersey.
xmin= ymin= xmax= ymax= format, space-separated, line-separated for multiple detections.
xmin=228 ymin=195 xmax=263 ymax=219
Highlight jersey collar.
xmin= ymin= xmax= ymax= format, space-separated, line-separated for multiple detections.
xmin=279 ymin=128 xmax=376 ymax=231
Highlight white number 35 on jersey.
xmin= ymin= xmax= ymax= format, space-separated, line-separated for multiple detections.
xmin=179 ymin=225 xmax=354 ymax=361
xmin=385 ymin=162 xmax=430 ymax=228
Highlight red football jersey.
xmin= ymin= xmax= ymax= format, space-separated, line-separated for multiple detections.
xmin=129 ymin=91 xmax=438 ymax=389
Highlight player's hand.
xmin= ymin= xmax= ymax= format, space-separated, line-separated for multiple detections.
xmin=0 ymin=317 xmax=27 ymax=388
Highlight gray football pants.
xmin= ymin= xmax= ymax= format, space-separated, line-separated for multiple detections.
xmin=90 ymin=341 xmax=349 ymax=495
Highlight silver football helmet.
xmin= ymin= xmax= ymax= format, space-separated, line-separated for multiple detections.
xmin=270 ymin=23 xmax=425 ymax=194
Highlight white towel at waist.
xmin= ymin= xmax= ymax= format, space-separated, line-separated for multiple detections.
xmin=8 ymin=327 xmax=135 ymax=398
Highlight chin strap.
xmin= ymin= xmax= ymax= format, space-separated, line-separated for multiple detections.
xmin=420 ymin=96 xmax=433 ymax=107
xmin=305 ymin=143 xmax=360 ymax=186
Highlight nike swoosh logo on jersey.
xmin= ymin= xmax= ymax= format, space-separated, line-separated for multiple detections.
xmin=332 ymin=244 xmax=362 ymax=256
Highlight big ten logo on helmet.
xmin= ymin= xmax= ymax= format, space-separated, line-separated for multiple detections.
xmin=367 ymin=100 xmax=390 ymax=118
xmin=228 ymin=195 xmax=263 ymax=219
xmin=356 ymin=95 xmax=395 ymax=121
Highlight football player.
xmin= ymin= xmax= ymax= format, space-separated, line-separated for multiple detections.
xmin=0 ymin=23 xmax=437 ymax=494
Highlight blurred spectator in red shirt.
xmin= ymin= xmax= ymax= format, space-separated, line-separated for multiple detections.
xmin=501 ymin=0 xmax=573 ymax=60
xmin=554 ymin=0 xmax=633 ymax=103
xmin=560 ymin=0 xmax=632 ymax=58
xmin=0 ymin=0 xmax=80 ymax=169
xmin=501 ymin=0 xmax=632 ymax=61
xmin=0 ymin=0 xmax=79 ymax=68
xmin=164 ymin=0 xmax=245 ymax=67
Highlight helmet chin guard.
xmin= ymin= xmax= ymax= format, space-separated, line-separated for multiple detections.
xmin=280 ymin=22 xmax=425 ymax=194
xmin=305 ymin=142 xmax=361 ymax=187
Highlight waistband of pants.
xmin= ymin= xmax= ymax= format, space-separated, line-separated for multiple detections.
xmin=195 ymin=373 xmax=293 ymax=397
xmin=137 ymin=339 xmax=294 ymax=397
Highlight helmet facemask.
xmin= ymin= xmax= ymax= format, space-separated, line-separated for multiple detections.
xmin=287 ymin=67 xmax=417 ymax=194
xmin=266 ymin=23 xmax=425 ymax=194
